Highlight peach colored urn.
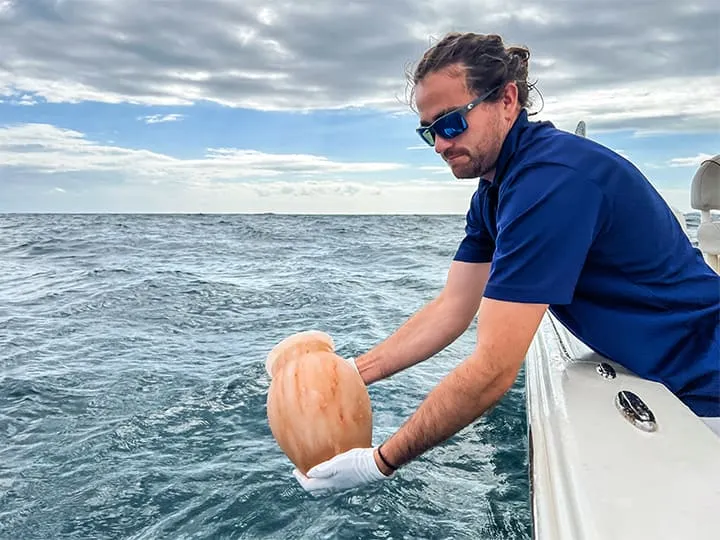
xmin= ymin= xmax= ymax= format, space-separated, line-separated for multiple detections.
xmin=265 ymin=330 xmax=372 ymax=474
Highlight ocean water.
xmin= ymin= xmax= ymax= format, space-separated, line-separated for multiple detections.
xmin=0 ymin=212 xmax=702 ymax=539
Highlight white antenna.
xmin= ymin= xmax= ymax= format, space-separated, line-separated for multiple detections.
xmin=575 ymin=120 xmax=587 ymax=138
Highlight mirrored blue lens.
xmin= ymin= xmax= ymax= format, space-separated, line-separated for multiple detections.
xmin=416 ymin=111 xmax=469 ymax=146
xmin=436 ymin=112 xmax=467 ymax=139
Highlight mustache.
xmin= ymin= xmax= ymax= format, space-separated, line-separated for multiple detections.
xmin=442 ymin=150 xmax=467 ymax=161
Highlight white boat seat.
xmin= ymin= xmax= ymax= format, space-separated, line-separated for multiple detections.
xmin=690 ymin=155 xmax=720 ymax=272
xmin=697 ymin=222 xmax=720 ymax=254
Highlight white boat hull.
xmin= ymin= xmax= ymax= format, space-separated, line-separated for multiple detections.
xmin=526 ymin=312 xmax=720 ymax=540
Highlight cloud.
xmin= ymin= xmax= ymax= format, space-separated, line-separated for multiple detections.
xmin=0 ymin=122 xmax=480 ymax=213
xmin=138 ymin=113 xmax=184 ymax=124
xmin=0 ymin=0 xmax=717 ymax=131
xmin=1 ymin=90 xmax=39 ymax=106
xmin=418 ymin=165 xmax=451 ymax=174
xmin=533 ymin=76 xmax=720 ymax=134
xmin=0 ymin=122 xmax=407 ymax=184
xmin=667 ymin=153 xmax=715 ymax=168
xmin=0 ymin=123 xmax=695 ymax=214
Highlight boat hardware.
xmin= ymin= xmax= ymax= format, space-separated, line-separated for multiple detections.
xmin=596 ymin=362 xmax=616 ymax=379
xmin=615 ymin=390 xmax=657 ymax=432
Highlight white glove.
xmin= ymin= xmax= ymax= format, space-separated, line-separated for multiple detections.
xmin=292 ymin=447 xmax=392 ymax=495
xmin=346 ymin=356 xmax=359 ymax=374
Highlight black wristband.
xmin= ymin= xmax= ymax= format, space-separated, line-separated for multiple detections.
xmin=377 ymin=444 xmax=398 ymax=471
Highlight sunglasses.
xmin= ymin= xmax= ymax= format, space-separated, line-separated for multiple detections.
xmin=416 ymin=86 xmax=499 ymax=146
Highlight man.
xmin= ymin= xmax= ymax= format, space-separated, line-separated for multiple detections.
xmin=293 ymin=32 xmax=720 ymax=494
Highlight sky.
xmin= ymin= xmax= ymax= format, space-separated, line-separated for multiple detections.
xmin=1 ymin=0 xmax=718 ymax=214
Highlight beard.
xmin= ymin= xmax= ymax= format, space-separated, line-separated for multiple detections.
xmin=444 ymin=115 xmax=503 ymax=180
xmin=447 ymin=153 xmax=492 ymax=179
xmin=443 ymin=124 xmax=505 ymax=181
xmin=444 ymin=149 xmax=497 ymax=179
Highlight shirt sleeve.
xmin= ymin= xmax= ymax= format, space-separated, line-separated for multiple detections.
xmin=453 ymin=189 xmax=495 ymax=263
xmin=482 ymin=164 xmax=605 ymax=305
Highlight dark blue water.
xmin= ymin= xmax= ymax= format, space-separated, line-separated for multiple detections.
xmin=5 ymin=211 xmax=702 ymax=539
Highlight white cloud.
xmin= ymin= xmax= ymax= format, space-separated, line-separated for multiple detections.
xmin=534 ymin=76 xmax=720 ymax=134
xmin=0 ymin=0 xmax=717 ymax=131
xmin=418 ymin=165 xmax=450 ymax=174
xmin=0 ymin=122 xmax=479 ymax=213
xmin=0 ymin=122 xmax=407 ymax=184
xmin=667 ymin=153 xmax=715 ymax=168
xmin=15 ymin=93 xmax=37 ymax=106
xmin=0 ymin=122 xmax=695 ymax=213
xmin=1 ymin=90 xmax=39 ymax=106
xmin=642 ymin=152 xmax=717 ymax=173
xmin=0 ymin=0 xmax=12 ymax=17
xmin=139 ymin=113 xmax=185 ymax=124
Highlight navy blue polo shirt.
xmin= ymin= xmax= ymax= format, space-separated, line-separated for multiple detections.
xmin=455 ymin=109 xmax=720 ymax=417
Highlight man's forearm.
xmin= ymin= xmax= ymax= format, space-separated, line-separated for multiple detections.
xmin=375 ymin=349 xmax=518 ymax=472
xmin=355 ymin=294 xmax=476 ymax=385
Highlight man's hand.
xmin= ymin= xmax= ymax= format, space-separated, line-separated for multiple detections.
xmin=292 ymin=447 xmax=393 ymax=496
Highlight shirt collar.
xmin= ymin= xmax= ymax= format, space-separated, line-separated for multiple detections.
xmin=480 ymin=108 xmax=531 ymax=186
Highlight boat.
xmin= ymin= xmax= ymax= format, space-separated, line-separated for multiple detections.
xmin=524 ymin=129 xmax=720 ymax=539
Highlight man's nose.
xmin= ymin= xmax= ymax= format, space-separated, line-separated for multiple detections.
xmin=434 ymin=135 xmax=452 ymax=154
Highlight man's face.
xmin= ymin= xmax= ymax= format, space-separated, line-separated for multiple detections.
xmin=415 ymin=65 xmax=507 ymax=181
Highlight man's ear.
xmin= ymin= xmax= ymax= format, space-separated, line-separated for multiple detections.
xmin=502 ymin=81 xmax=519 ymax=112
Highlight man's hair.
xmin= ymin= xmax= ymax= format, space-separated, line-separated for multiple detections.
xmin=408 ymin=32 xmax=535 ymax=111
